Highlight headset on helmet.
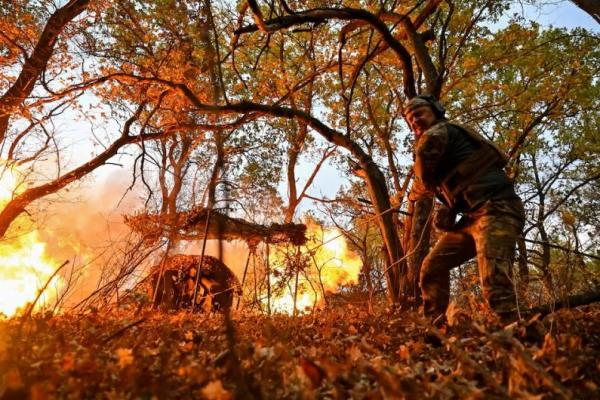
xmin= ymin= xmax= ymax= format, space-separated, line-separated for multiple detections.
xmin=420 ymin=95 xmax=446 ymax=118
xmin=405 ymin=94 xmax=446 ymax=118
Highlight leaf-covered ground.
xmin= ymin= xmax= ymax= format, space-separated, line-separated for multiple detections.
xmin=1 ymin=302 xmax=599 ymax=399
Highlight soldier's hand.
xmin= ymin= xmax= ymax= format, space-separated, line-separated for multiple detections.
xmin=434 ymin=205 xmax=457 ymax=232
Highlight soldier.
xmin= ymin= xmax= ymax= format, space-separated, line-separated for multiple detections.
xmin=405 ymin=95 xmax=525 ymax=324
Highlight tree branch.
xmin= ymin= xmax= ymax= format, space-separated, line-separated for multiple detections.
xmin=0 ymin=0 xmax=91 ymax=141
xmin=234 ymin=7 xmax=416 ymax=97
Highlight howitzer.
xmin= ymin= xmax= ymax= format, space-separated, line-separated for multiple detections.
xmin=150 ymin=255 xmax=241 ymax=312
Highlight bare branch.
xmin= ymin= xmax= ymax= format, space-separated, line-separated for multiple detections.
xmin=234 ymin=7 xmax=417 ymax=97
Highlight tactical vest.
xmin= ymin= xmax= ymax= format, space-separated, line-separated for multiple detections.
xmin=438 ymin=122 xmax=509 ymax=209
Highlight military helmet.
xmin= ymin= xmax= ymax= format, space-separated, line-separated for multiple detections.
xmin=404 ymin=94 xmax=446 ymax=118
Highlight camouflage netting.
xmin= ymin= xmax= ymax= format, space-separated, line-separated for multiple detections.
xmin=124 ymin=207 xmax=307 ymax=246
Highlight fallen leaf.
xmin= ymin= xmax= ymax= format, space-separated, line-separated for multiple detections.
xmin=397 ymin=344 xmax=410 ymax=361
xmin=446 ymin=301 xmax=459 ymax=327
xmin=116 ymin=348 xmax=134 ymax=369
xmin=348 ymin=344 xmax=363 ymax=362
xmin=4 ymin=367 xmax=23 ymax=390
xmin=299 ymin=356 xmax=324 ymax=388
xmin=62 ymin=352 xmax=75 ymax=372
xmin=201 ymin=380 xmax=232 ymax=400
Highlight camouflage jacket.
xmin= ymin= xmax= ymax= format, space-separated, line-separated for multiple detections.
xmin=411 ymin=120 xmax=517 ymax=212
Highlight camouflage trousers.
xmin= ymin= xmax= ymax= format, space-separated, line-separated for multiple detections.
xmin=420 ymin=198 xmax=525 ymax=319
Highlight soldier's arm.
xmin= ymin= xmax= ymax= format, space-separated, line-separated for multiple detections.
xmin=412 ymin=123 xmax=449 ymax=197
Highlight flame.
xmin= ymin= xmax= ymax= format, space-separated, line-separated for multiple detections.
xmin=319 ymin=227 xmax=362 ymax=292
xmin=0 ymin=164 xmax=64 ymax=317
xmin=268 ymin=290 xmax=315 ymax=315
xmin=268 ymin=221 xmax=362 ymax=315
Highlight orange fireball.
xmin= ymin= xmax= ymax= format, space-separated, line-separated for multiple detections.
xmin=268 ymin=220 xmax=362 ymax=315
xmin=0 ymin=164 xmax=63 ymax=317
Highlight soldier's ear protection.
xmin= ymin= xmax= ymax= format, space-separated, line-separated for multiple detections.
xmin=416 ymin=94 xmax=446 ymax=118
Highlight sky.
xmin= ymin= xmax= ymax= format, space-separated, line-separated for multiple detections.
xmin=504 ymin=1 xmax=599 ymax=31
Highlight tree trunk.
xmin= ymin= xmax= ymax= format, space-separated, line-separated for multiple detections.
xmin=571 ymin=0 xmax=600 ymax=23
xmin=526 ymin=290 xmax=600 ymax=317
xmin=402 ymin=197 xmax=433 ymax=301
xmin=538 ymin=222 xmax=555 ymax=293
xmin=361 ymin=161 xmax=402 ymax=302
xmin=536 ymin=195 xmax=555 ymax=294
xmin=283 ymin=46 xmax=313 ymax=224
xmin=517 ymin=236 xmax=529 ymax=295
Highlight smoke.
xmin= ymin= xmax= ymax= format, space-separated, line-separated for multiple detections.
xmin=36 ymin=169 xmax=143 ymax=308
xmin=40 ymin=171 xmax=137 ymax=256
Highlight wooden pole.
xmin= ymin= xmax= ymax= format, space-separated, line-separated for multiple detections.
xmin=252 ymin=250 xmax=261 ymax=311
xmin=192 ymin=207 xmax=212 ymax=309
xmin=266 ymin=242 xmax=271 ymax=315
xmin=292 ymin=247 xmax=300 ymax=317
xmin=236 ymin=246 xmax=253 ymax=310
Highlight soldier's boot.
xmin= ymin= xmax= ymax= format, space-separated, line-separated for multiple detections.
xmin=421 ymin=279 xmax=451 ymax=347
xmin=420 ymin=271 xmax=451 ymax=321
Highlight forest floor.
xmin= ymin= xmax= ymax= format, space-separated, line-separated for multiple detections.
xmin=1 ymin=300 xmax=599 ymax=399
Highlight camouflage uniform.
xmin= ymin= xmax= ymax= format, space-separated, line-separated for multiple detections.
xmin=410 ymin=120 xmax=525 ymax=319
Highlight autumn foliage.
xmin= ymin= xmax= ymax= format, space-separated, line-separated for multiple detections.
xmin=1 ymin=302 xmax=600 ymax=398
